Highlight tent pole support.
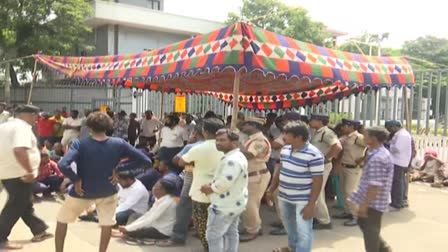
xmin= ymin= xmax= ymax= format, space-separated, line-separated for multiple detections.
xmin=27 ymin=59 xmax=38 ymax=104
xmin=403 ymin=86 xmax=411 ymax=131
xmin=230 ymin=71 xmax=241 ymax=130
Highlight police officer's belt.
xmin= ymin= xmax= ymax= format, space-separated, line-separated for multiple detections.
xmin=342 ymin=163 xmax=358 ymax=169
xmin=248 ymin=169 xmax=269 ymax=177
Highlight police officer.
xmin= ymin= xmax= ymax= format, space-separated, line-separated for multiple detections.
xmin=239 ymin=118 xmax=272 ymax=242
xmin=334 ymin=119 xmax=366 ymax=226
xmin=309 ymin=114 xmax=342 ymax=230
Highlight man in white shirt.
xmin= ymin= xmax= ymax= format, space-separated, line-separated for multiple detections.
xmin=119 ymin=179 xmax=177 ymax=240
xmin=200 ymin=129 xmax=249 ymax=252
xmin=61 ymin=110 xmax=82 ymax=147
xmin=179 ymin=118 xmax=225 ymax=251
xmin=140 ymin=110 xmax=163 ymax=147
xmin=0 ymin=102 xmax=11 ymax=124
xmin=0 ymin=105 xmax=52 ymax=250
xmin=115 ymin=171 xmax=150 ymax=226
xmin=385 ymin=120 xmax=412 ymax=209
xmin=159 ymin=114 xmax=188 ymax=174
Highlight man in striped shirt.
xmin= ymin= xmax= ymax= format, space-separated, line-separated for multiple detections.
xmin=266 ymin=122 xmax=324 ymax=252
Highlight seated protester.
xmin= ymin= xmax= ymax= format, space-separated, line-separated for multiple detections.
xmin=50 ymin=142 xmax=65 ymax=162
xmin=411 ymin=151 xmax=446 ymax=186
xmin=157 ymin=160 xmax=183 ymax=197
xmin=118 ymin=179 xmax=178 ymax=241
xmin=138 ymin=168 xmax=162 ymax=192
xmin=33 ymin=153 xmax=64 ymax=197
xmin=41 ymin=140 xmax=54 ymax=154
xmin=115 ymin=171 xmax=150 ymax=226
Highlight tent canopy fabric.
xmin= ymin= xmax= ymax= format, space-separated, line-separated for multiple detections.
xmin=33 ymin=22 xmax=414 ymax=96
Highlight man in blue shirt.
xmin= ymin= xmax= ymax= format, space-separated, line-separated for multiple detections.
xmin=55 ymin=112 xmax=152 ymax=252
xmin=266 ymin=122 xmax=324 ymax=252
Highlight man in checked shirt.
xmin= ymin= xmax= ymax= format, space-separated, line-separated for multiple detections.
xmin=350 ymin=127 xmax=393 ymax=252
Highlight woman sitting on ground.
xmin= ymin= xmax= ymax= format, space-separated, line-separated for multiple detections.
xmin=117 ymin=179 xmax=177 ymax=244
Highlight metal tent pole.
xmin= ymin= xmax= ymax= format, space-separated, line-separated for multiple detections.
xmin=230 ymin=71 xmax=241 ymax=130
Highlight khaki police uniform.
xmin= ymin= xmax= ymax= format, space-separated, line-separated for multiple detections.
xmin=340 ymin=130 xmax=366 ymax=215
xmin=311 ymin=125 xmax=339 ymax=225
xmin=241 ymin=131 xmax=271 ymax=234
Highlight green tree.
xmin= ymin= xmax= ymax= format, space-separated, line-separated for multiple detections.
xmin=338 ymin=32 xmax=391 ymax=56
xmin=0 ymin=0 xmax=93 ymax=62
xmin=402 ymin=36 xmax=448 ymax=70
xmin=227 ymin=0 xmax=329 ymax=46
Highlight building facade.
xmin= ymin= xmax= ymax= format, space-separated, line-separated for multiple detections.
xmin=86 ymin=0 xmax=224 ymax=55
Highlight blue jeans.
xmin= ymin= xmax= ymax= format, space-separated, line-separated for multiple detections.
xmin=115 ymin=209 xmax=135 ymax=226
xmin=206 ymin=208 xmax=240 ymax=252
xmin=279 ymin=200 xmax=313 ymax=252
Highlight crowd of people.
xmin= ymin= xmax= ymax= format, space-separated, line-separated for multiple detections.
xmin=0 ymin=101 xmax=447 ymax=252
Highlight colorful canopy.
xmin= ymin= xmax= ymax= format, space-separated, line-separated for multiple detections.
xmin=33 ymin=22 xmax=414 ymax=96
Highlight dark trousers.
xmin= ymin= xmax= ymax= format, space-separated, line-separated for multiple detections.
xmin=129 ymin=136 xmax=137 ymax=147
xmin=391 ymin=166 xmax=405 ymax=208
xmin=402 ymin=169 xmax=409 ymax=204
xmin=170 ymin=196 xmax=193 ymax=243
xmin=358 ymin=208 xmax=391 ymax=252
xmin=41 ymin=176 xmax=63 ymax=195
xmin=127 ymin=227 xmax=169 ymax=239
xmin=115 ymin=209 xmax=136 ymax=226
xmin=159 ymin=147 xmax=184 ymax=174
xmin=0 ymin=178 xmax=48 ymax=242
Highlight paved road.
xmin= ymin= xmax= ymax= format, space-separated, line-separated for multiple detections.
xmin=1 ymin=183 xmax=446 ymax=252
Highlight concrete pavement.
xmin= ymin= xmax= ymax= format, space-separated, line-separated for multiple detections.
xmin=1 ymin=183 xmax=446 ymax=252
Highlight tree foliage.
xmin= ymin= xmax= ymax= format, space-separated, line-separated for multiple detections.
xmin=0 ymin=0 xmax=93 ymax=60
xmin=402 ymin=36 xmax=448 ymax=70
xmin=227 ymin=0 xmax=329 ymax=46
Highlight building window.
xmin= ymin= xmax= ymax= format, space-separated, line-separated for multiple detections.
xmin=148 ymin=0 xmax=161 ymax=10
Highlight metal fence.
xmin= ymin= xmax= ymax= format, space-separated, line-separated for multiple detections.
xmin=1 ymin=69 xmax=447 ymax=136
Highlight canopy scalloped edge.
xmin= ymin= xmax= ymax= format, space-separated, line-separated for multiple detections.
xmin=33 ymin=22 xmax=414 ymax=94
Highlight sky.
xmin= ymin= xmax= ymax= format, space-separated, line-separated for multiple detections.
xmin=164 ymin=0 xmax=446 ymax=48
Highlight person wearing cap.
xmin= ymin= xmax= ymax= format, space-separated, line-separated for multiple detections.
xmin=309 ymin=114 xmax=342 ymax=229
xmin=0 ymin=105 xmax=53 ymax=250
xmin=334 ymin=119 xmax=366 ymax=227
xmin=0 ymin=102 xmax=11 ymax=124
xmin=385 ymin=120 xmax=412 ymax=209
xmin=113 ymin=110 xmax=130 ymax=141
xmin=61 ymin=109 xmax=82 ymax=147
xmin=239 ymin=119 xmax=272 ymax=242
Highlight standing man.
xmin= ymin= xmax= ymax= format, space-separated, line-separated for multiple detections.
xmin=0 ymin=105 xmax=53 ymax=250
xmin=309 ymin=114 xmax=342 ymax=229
xmin=113 ymin=110 xmax=129 ymax=141
xmin=178 ymin=118 xmax=225 ymax=251
xmin=200 ymin=129 xmax=249 ymax=252
xmin=239 ymin=120 xmax=271 ymax=242
xmin=334 ymin=119 xmax=366 ymax=226
xmin=51 ymin=110 xmax=65 ymax=143
xmin=128 ymin=113 xmax=140 ymax=146
xmin=266 ymin=122 xmax=324 ymax=252
xmin=55 ymin=112 xmax=152 ymax=252
xmin=0 ymin=102 xmax=11 ymax=124
xmin=157 ymin=122 xmax=205 ymax=247
xmin=350 ymin=127 xmax=394 ymax=252
xmin=140 ymin=110 xmax=163 ymax=147
xmin=385 ymin=120 xmax=412 ymax=210
xmin=61 ymin=110 xmax=82 ymax=148
xmin=37 ymin=112 xmax=57 ymax=146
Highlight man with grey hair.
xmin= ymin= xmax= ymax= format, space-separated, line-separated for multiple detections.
xmin=0 ymin=105 xmax=52 ymax=250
